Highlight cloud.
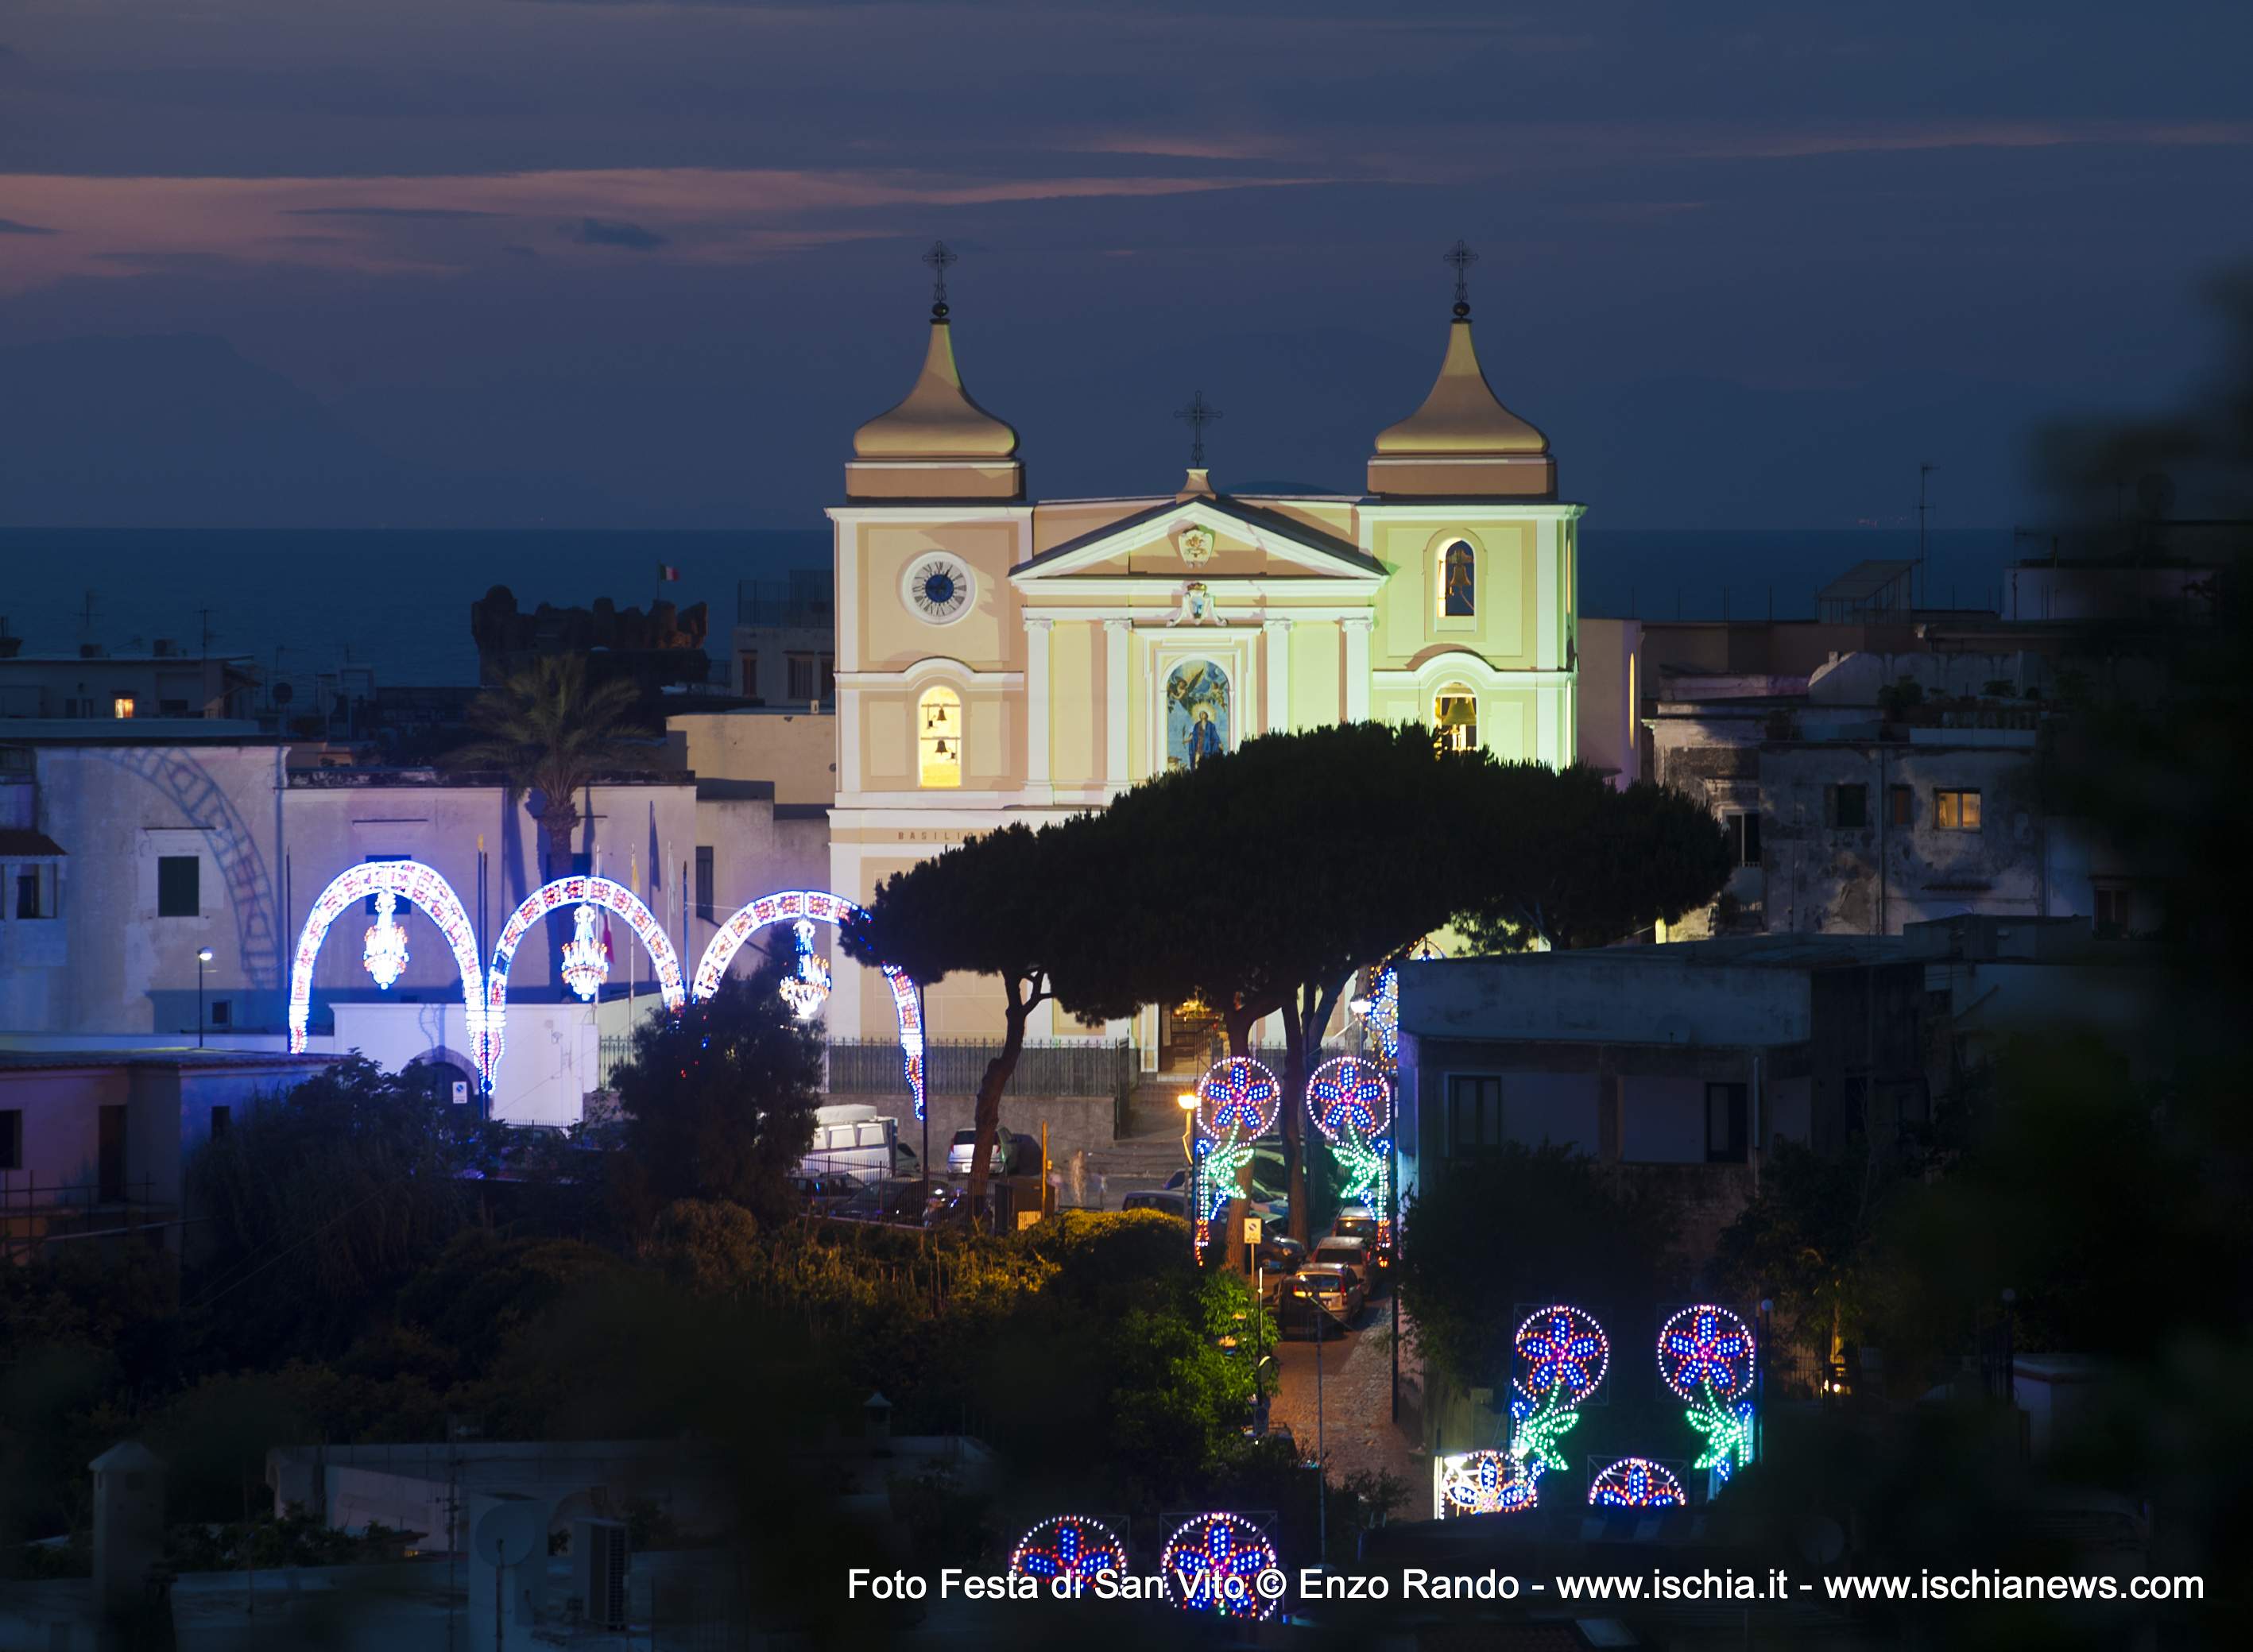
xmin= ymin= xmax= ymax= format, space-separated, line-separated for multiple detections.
xmin=0 ymin=216 xmax=55 ymax=234
xmin=285 ymin=205 xmax=505 ymax=220
xmin=567 ymin=216 xmax=669 ymax=250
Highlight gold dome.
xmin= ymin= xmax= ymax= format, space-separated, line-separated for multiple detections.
xmin=852 ymin=318 xmax=1018 ymax=460
xmin=1373 ymin=316 xmax=1547 ymax=456
xmin=1368 ymin=314 xmax=1554 ymax=497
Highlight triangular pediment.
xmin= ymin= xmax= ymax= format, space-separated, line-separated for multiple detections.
xmin=1012 ymin=497 xmax=1382 ymax=585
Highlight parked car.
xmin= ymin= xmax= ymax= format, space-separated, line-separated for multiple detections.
xmin=829 ymin=1176 xmax=931 ymax=1225
xmin=1121 ymin=1189 xmax=1190 ymax=1221
xmin=1276 ymin=1264 xmax=1364 ymax=1337
xmin=1253 ymin=1236 xmax=1307 ymax=1299
xmin=1311 ymin=1232 xmax=1376 ymax=1291
xmin=946 ymin=1128 xmax=1035 ymax=1177
xmin=788 ymin=1170 xmax=867 ymax=1209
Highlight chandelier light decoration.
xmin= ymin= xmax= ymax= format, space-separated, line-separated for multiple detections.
xmin=558 ymin=901 xmax=610 ymax=1002
xmin=1659 ymin=1303 xmax=1758 ymax=1488
xmin=289 ymin=859 xmax=483 ymax=1062
xmin=1589 ymin=1457 xmax=1688 ymax=1511
xmin=776 ymin=917 xmax=834 ymax=1020
xmin=1192 ymin=1057 xmax=1279 ymax=1262
xmin=361 ymin=888 xmax=409 ymax=990
xmin=1438 ymin=1449 xmax=1539 ymax=1519
xmin=1508 ymin=1305 xmax=1610 ymax=1480
xmin=1307 ymin=1054 xmax=1392 ymax=1245
xmin=1158 ymin=1513 xmax=1279 ymax=1619
xmin=1007 ymin=1515 xmax=1126 ymax=1590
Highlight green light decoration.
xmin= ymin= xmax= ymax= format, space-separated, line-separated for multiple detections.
xmin=1198 ymin=1137 xmax=1255 ymax=1224
xmin=1332 ymin=1133 xmax=1386 ymax=1207
xmin=1685 ymin=1386 xmax=1755 ymax=1482
xmin=1506 ymin=1382 xmax=1581 ymax=1475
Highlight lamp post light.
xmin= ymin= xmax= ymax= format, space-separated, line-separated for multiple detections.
xmin=1177 ymin=1089 xmax=1198 ymax=1261
xmin=195 ymin=948 xmax=215 ymax=1047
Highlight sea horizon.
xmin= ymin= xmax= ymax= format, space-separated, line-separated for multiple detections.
xmin=0 ymin=525 xmax=2019 ymax=691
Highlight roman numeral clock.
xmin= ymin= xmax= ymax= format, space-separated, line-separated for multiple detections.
xmin=905 ymin=554 xmax=974 ymax=624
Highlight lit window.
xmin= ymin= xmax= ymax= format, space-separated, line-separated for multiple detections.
xmin=1440 ymin=540 xmax=1476 ymax=617
xmin=114 ymin=695 xmax=136 ymax=719
xmin=918 ymin=686 xmax=962 ymax=788
xmin=1935 ymin=789 xmax=1982 ymax=831
xmin=1432 ymin=685 xmax=1477 ymax=752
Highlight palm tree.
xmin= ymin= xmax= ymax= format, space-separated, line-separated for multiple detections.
xmin=447 ymin=656 xmax=648 ymax=879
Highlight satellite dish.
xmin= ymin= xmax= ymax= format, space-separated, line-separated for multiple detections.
xmin=474 ymin=1500 xmax=542 ymax=1568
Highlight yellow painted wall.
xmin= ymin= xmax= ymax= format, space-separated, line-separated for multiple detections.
xmin=858 ymin=521 xmax=1021 ymax=671
xmin=1051 ymin=621 xmax=1099 ymax=785
xmin=1293 ymin=620 xmax=1342 ymax=728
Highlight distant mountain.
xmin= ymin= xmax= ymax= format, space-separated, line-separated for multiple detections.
xmin=0 ymin=333 xmax=625 ymax=528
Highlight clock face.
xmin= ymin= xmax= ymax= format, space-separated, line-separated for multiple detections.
xmin=905 ymin=556 xmax=974 ymax=624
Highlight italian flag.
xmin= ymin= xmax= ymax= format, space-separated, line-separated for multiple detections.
xmin=656 ymin=563 xmax=681 ymax=582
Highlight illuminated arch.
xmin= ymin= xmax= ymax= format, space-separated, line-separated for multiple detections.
xmin=486 ymin=876 xmax=685 ymax=1084
xmin=288 ymin=859 xmax=483 ymax=1056
xmin=694 ymin=888 xmax=927 ymax=1120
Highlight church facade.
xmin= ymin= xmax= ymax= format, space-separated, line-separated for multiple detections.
xmin=826 ymin=285 xmax=1583 ymax=1051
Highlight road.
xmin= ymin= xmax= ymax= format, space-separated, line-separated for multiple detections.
xmin=1266 ymin=1293 xmax=1425 ymax=1499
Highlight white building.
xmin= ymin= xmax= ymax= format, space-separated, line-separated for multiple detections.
xmin=0 ymin=733 xmax=827 ymax=1125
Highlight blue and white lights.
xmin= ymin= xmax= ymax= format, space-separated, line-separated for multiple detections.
xmin=1159 ymin=1513 xmax=1279 ymax=1619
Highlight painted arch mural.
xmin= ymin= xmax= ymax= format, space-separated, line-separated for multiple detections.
xmin=695 ymin=888 xmax=927 ymax=1120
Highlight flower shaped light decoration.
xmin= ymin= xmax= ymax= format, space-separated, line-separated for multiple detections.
xmin=1008 ymin=1515 xmax=1126 ymax=1589
xmin=1192 ymin=1058 xmax=1279 ymax=1255
xmin=1589 ymin=1457 xmax=1687 ymax=1510
xmin=1307 ymin=1054 xmax=1393 ymax=1240
xmin=1659 ymin=1304 xmax=1758 ymax=1485
xmin=1508 ymin=1305 xmax=1610 ymax=1476
xmin=1159 ymin=1513 xmax=1279 ymax=1619
xmin=1438 ymin=1449 xmax=1539 ymax=1518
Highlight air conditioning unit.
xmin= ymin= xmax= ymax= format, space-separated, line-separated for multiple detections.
xmin=572 ymin=1519 xmax=629 ymax=1631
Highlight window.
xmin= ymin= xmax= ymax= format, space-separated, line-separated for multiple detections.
xmin=99 ymin=1105 xmax=127 ymax=1201
xmin=363 ymin=853 xmax=414 ymax=915
xmin=1446 ymin=1074 xmax=1504 ymax=1152
xmin=159 ymin=698 xmax=190 ymax=717
xmin=918 ymin=687 xmax=962 ymax=787
xmin=737 ymin=652 xmax=759 ymax=699
xmin=157 ymin=854 xmax=200 ymax=917
xmin=0 ymin=1108 xmax=20 ymax=1171
xmin=1432 ymin=686 xmax=1478 ymax=752
xmin=787 ymin=652 xmax=835 ymax=702
xmin=695 ymin=845 xmax=715 ymax=921
xmin=1888 ymin=783 xmax=1913 ymax=826
xmin=1825 ymin=783 xmax=1868 ymax=829
xmin=2094 ymin=886 xmax=2130 ymax=935
xmin=1722 ymin=811 xmax=1762 ymax=868
xmin=113 ymin=695 xmax=136 ymax=719
xmin=209 ymin=1105 xmax=231 ymax=1140
xmin=209 ymin=1000 xmax=230 ymax=1027
xmin=1705 ymin=1082 xmax=1748 ymax=1163
xmin=1439 ymin=540 xmax=1477 ymax=617
xmin=15 ymin=864 xmax=52 ymax=919
xmin=1935 ymin=788 xmax=1982 ymax=831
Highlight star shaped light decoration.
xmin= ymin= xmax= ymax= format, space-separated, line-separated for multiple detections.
xmin=1159 ymin=1514 xmax=1279 ymax=1620
xmin=1197 ymin=1058 xmax=1279 ymax=1140
xmin=1008 ymin=1515 xmax=1125 ymax=1584
xmin=1657 ymin=1304 xmax=1756 ymax=1402
xmin=1307 ymin=1055 xmax=1390 ymax=1139
xmin=1513 ymin=1305 xmax=1611 ymax=1404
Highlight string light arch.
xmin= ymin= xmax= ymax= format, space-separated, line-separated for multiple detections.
xmin=288 ymin=859 xmax=482 ymax=1058
xmin=693 ymin=888 xmax=927 ymax=1119
xmin=486 ymin=876 xmax=683 ymax=1085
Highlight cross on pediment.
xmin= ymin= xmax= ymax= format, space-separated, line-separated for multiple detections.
xmin=1175 ymin=390 xmax=1222 ymax=468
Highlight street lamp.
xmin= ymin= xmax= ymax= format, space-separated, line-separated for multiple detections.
xmin=1178 ymin=1090 xmax=1199 ymax=1261
xmin=195 ymin=948 xmax=215 ymax=1047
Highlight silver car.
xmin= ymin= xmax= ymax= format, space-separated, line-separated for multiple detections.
xmin=945 ymin=1127 xmax=1031 ymax=1177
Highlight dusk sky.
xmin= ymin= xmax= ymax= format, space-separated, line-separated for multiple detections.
xmin=4 ymin=1 xmax=2251 ymax=531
